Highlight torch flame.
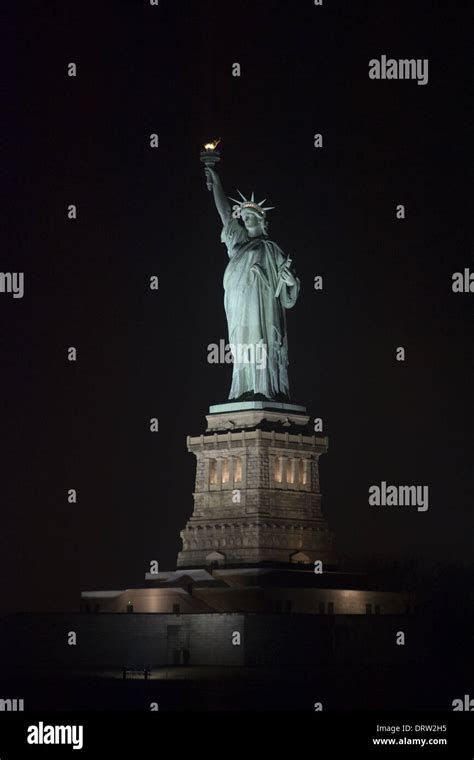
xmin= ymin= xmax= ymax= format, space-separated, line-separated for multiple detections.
xmin=203 ymin=138 xmax=221 ymax=151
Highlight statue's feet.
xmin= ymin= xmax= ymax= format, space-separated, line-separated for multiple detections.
xmin=233 ymin=392 xmax=291 ymax=403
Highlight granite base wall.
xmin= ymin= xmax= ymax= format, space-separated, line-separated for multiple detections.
xmin=0 ymin=612 xmax=418 ymax=674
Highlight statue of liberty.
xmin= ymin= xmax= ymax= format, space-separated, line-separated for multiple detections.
xmin=205 ymin=166 xmax=300 ymax=403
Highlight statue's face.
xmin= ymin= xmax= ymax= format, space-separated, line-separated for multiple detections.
xmin=241 ymin=210 xmax=265 ymax=235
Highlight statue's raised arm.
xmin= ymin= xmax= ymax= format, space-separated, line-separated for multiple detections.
xmin=205 ymin=167 xmax=231 ymax=226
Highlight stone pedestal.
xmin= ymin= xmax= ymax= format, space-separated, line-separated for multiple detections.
xmin=177 ymin=403 xmax=336 ymax=568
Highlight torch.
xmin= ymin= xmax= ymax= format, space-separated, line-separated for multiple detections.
xmin=200 ymin=138 xmax=221 ymax=191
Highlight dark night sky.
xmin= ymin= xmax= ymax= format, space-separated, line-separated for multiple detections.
xmin=1 ymin=0 xmax=472 ymax=611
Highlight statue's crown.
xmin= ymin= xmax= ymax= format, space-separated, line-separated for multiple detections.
xmin=229 ymin=191 xmax=275 ymax=220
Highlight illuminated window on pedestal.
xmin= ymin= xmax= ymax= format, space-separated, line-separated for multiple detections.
xmin=222 ymin=458 xmax=229 ymax=484
xmin=209 ymin=456 xmax=242 ymax=486
xmin=287 ymin=459 xmax=295 ymax=484
xmin=274 ymin=457 xmax=283 ymax=483
xmin=274 ymin=457 xmax=309 ymax=487
xmin=209 ymin=459 xmax=217 ymax=485
xmin=299 ymin=459 xmax=308 ymax=485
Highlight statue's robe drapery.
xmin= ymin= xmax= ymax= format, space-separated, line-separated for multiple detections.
xmin=221 ymin=217 xmax=300 ymax=400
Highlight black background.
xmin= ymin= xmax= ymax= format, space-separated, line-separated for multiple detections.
xmin=2 ymin=0 xmax=472 ymax=611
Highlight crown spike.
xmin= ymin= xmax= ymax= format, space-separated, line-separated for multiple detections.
xmin=251 ymin=191 xmax=255 ymax=202
xmin=258 ymin=199 xmax=267 ymax=206
xmin=237 ymin=189 xmax=247 ymax=202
